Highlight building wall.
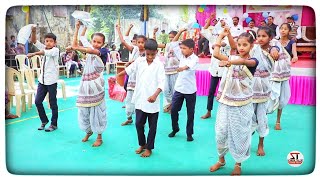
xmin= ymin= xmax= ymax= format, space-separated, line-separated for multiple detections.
xmin=6 ymin=6 xmax=77 ymax=50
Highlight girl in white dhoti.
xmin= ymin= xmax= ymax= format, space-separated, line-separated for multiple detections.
xmin=209 ymin=28 xmax=258 ymax=176
xmin=116 ymin=24 xmax=147 ymax=126
xmin=271 ymin=23 xmax=298 ymax=130
xmin=250 ymin=27 xmax=280 ymax=156
xmin=66 ymin=20 xmax=108 ymax=147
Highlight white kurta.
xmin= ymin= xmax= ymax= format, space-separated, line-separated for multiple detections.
xmin=125 ymin=57 xmax=165 ymax=113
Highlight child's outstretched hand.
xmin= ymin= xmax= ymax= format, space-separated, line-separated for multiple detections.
xmin=116 ymin=24 xmax=121 ymax=31
xmin=147 ymin=94 xmax=157 ymax=103
xmin=219 ymin=61 xmax=231 ymax=67
xmin=75 ymin=20 xmax=81 ymax=29
xmin=27 ymin=53 xmax=35 ymax=58
xmin=209 ymin=12 xmax=216 ymax=20
xmin=153 ymin=27 xmax=159 ymax=33
xmin=66 ymin=46 xmax=73 ymax=51
xmin=220 ymin=27 xmax=230 ymax=37
xmin=179 ymin=28 xmax=188 ymax=32
xmin=31 ymin=25 xmax=36 ymax=32
xmin=291 ymin=56 xmax=298 ymax=63
xmin=270 ymin=48 xmax=279 ymax=60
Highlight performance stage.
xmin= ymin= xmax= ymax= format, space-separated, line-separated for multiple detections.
xmin=194 ymin=54 xmax=316 ymax=106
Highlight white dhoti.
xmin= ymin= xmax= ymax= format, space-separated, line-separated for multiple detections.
xmin=215 ymin=102 xmax=253 ymax=163
xmin=78 ymin=99 xmax=107 ymax=134
xmin=267 ymin=80 xmax=291 ymax=113
xmin=252 ymin=102 xmax=269 ymax=137
xmin=125 ymin=90 xmax=135 ymax=118
xmin=163 ymin=73 xmax=178 ymax=108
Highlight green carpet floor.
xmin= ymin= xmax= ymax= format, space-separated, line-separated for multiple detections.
xmin=5 ymin=74 xmax=316 ymax=175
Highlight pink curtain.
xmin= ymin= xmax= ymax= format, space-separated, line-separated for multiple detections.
xmin=195 ymin=5 xmax=216 ymax=27
xmin=288 ymin=76 xmax=316 ymax=105
xmin=301 ymin=6 xmax=316 ymax=26
xmin=196 ymin=70 xmax=316 ymax=106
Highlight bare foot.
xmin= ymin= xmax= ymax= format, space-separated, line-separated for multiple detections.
xmin=231 ymin=165 xmax=241 ymax=176
xmin=141 ymin=149 xmax=152 ymax=157
xmin=201 ymin=112 xmax=211 ymax=119
xmin=257 ymin=144 xmax=265 ymax=156
xmin=121 ymin=119 xmax=133 ymax=126
xmin=5 ymin=114 xmax=19 ymax=119
xmin=92 ymin=138 xmax=103 ymax=147
xmin=135 ymin=146 xmax=146 ymax=154
xmin=275 ymin=123 xmax=282 ymax=130
xmin=209 ymin=161 xmax=225 ymax=172
xmin=82 ymin=132 xmax=93 ymax=142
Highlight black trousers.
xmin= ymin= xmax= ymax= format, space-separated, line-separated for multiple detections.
xmin=135 ymin=109 xmax=159 ymax=150
xmin=171 ymin=91 xmax=196 ymax=136
xmin=206 ymin=76 xmax=221 ymax=111
xmin=198 ymin=37 xmax=209 ymax=55
xmin=35 ymin=83 xmax=58 ymax=126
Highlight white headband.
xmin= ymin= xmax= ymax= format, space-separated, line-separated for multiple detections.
xmin=248 ymin=31 xmax=256 ymax=40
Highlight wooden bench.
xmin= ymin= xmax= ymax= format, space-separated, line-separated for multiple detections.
xmin=296 ymin=26 xmax=316 ymax=56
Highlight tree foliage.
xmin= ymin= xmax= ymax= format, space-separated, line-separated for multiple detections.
xmin=90 ymin=5 xmax=163 ymax=44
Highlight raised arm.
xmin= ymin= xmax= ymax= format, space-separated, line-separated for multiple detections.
xmin=172 ymin=28 xmax=187 ymax=42
xmin=116 ymin=24 xmax=134 ymax=52
xmin=30 ymin=26 xmax=37 ymax=44
xmin=213 ymin=29 xmax=230 ymax=61
xmin=125 ymin=24 xmax=134 ymax=36
xmin=226 ymin=27 xmax=237 ymax=49
xmin=152 ymin=27 xmax=158 ymax=40
xmin=72 ymin=20 xmax=81 ymax=47
xmin=203 ymin=12 xmax=215 ymax=30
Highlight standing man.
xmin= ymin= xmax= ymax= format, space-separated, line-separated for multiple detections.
xmin=267 ymin=16 xmax=278 ymax=37
xmin=230 ymin=16 xmax=243 ymax=39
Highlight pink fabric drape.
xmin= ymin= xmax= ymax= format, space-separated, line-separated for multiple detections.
xmin=195 ymin=5 xmax=216 ymax=27
xmin=195 ymin=70 xmax=315 ymax=106
xmin=288 ymin=76 xmax=316 ymax=106
xmin=301 ymin=6 xmax=316 ymax=26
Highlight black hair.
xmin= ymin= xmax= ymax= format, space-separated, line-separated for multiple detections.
xmin=257 ymin=26 xmax=274 ymax=38
xmin=268 ymin=16 xmax=274 ymax=20
xmin=168 ymin=30 xmax=178 ymax=36
xmin=280 ymin=23 xmax=292 ymax=31
xmin=238 ymin=31 xmax=256 ymax=44
xmin=132 ymin=34 xmax=138 ymax=40
xmin=44 ymin=33 xmax=57 ymax=41
xmin=91 ymin=32 xmax=105 ymax=43
xmin=260 ymin=20 xmax=266 ymax=23
xmin=144 ymin=39 xmax=158 ymax=51
xmin=287 ymin=16 xmax=293 ymax=20
xmin=180 ymin=39 xmax=195 ymax=49
xmin=136 ymin=35 xmax=147 ymax=42
xmin=249 ymin=19 xmax=255 ymax=24
xmin=10 ymin=35 xmax=15 ymax=39
xmin=232 ymin=16 xmax=239 ymax=21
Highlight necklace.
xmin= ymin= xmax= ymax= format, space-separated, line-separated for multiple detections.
xmin=280 ymin=39 xmax=289 ymax=46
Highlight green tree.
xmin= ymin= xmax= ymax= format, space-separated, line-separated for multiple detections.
xmin=90 ymin=5 xmax=163 ymax=45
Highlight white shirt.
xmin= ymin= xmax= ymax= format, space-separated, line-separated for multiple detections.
xmin=230 ymin=24 xmax=244 ymax=37
xmin=171 ymin=41 xmax=198 ymax=94
xmin=125 ymin=56 xmax=165 ymax=113
xmin=34 ymin=41 xmax=60 ymax=85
